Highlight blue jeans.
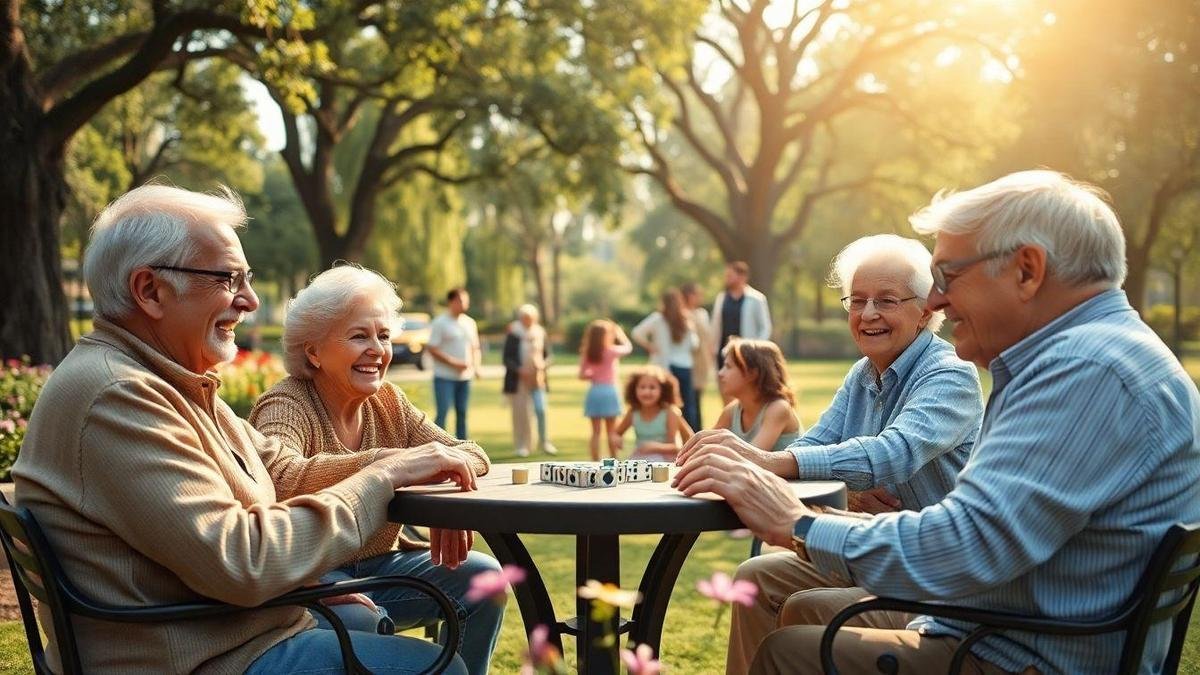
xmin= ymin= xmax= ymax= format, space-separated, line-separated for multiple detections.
xmin=313 ymin=550 xmax=503 ymax=674
xmin=531 ymin=388 xmax=547 ymax=446
xmin=247 ymin=627 xmax=468 ymax=674
xmin=669 ymin=365 xmax=699 ymax=432
xmin=433 ymin=377 xmax=471 ymax=439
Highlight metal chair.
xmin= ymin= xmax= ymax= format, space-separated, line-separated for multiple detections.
xmin=819 ymin=522 xmax=1200 ymax=675
xmin=0 ymin=493 xmax=462 ymax=675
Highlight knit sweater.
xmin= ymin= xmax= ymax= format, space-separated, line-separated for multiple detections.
xmin=12 ymin=319 xmax=399 ymax=674
xmin=249 ymin=377 xmax=491 ymax=561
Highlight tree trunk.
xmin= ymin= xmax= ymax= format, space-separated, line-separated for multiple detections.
xmin=527 ymin=243 xmax=550 ymax=327
xmin=1 ymin=7 xmax=72 ymax=363
xmin=550 ymin=236 xmax=563 ymax=329
xmin=1173 ymin=260 xmax=1184 ymax=358
xmin=1124 ymin=243 xmax=1149 ymax=316
xmin=813 ymin=272 xmax=825 ymax=324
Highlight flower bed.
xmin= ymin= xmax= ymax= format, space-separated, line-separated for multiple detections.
xmin=0 ymin=359 xmax=52 ymax=481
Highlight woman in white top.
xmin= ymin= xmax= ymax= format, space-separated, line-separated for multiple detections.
xmin=632 ymin=289 xmax=701 ymax=431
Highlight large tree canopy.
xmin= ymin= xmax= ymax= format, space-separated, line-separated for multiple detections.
xmin=994 ymin=0 xmax=1200 ymax=313
xmin=589 ymin=0 xmax=1023 ymax=293
xmin=1 ymin=0 xmax=329 ymax=363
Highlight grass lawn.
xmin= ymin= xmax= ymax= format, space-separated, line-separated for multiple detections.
xmin=1 ymin=357 xmax=1199 ymax=673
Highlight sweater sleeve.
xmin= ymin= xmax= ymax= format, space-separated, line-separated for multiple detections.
xmin=387 ymin=384 xmax=492 ymax=476
xmin=78 ymin=379 xmax=396 ymax=606
xmin=247 ymin=389 xmax=381 ymax=499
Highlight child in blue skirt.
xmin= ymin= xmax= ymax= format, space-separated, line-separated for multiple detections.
xmin=579 ymin=319 xmax=632 ymax=460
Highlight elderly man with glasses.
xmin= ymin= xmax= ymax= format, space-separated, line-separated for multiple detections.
xmin=680 ymin=234 xmax=984 ymax=675
xmin=676 ymin=170 xmax=1200 ymax=674
xmin=13 ymin=184 xmax=473 ymax=674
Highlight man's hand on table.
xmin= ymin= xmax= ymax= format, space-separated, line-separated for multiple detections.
xmin=429 ymin=528 xmax=473 ymax=568
xmin=675 ymin=428 xmax=797 ymax=478
xmin=374 ymin=442 xmax=478 ymax=491
xmin=673 ymin=445 xmax=816 ymax=548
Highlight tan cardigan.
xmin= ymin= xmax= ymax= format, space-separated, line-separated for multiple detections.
xmin=249 ymin=377 xmax=491 ymax=560
xmin=13 ymin=319 xmax=398 ymax=674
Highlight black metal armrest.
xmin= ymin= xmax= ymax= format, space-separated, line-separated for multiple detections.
xmin=60 ymin=574 xmax=462 ymax=675
xmin=819 ymin=596 xmax=1134 ymax=675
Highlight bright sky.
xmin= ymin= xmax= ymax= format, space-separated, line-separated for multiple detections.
xmin=243 ymin=77 xmax=286 ymax=151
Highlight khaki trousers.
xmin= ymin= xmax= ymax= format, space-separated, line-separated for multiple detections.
xmin=727 ymin=551 xmax=857 ymax=675
xmin=508 ymin=383 xmax=533 ymax=453
xmin=730 ymin=552 xmax=1010 ymax=675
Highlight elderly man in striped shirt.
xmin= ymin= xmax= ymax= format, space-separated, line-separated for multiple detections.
xmin=675 ymin=170 xmax=1200 ymax=674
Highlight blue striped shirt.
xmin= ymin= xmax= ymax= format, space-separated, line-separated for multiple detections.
xmin=806 ymin=290 xmax=1200 ymax=674
xmin=787 ymin=330 xmax=982 ymax=510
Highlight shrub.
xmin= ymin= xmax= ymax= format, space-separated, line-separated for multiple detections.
xmin=217 ymin=350 xmax=287 ymax=417
xmin=1143 ymin=304 xmax=1200 ymax=344
xmin=0 ymin=358 xmax=53 ymax=481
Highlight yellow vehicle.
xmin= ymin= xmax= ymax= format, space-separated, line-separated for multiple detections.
xmin=390 ymin=312 xmax=432 ymax=369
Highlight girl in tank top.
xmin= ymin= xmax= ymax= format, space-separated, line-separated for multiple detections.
xmin=713 ymin=338 xmax=803 ymax=453
xmin=612 ymin=366 xmax=695 ymax=461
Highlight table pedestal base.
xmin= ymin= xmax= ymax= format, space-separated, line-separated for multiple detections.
xmin=480 ymin=531 xmax=700 ymax=675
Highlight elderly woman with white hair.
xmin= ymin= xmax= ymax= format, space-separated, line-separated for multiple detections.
xmin=502 ymin=304 xmax=558 ymax=456
xmin=679 ymin=234 xmax=985 ymax=675
xmin=249 ymin=265 xmax=503 ymax=674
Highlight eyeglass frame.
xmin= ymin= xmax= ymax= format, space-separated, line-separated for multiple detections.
xmin=930 ymin=247 xmax=1017 ymax=295
xmin=150 ymin=265 xmax=254 ymax=294
xmin=840 ymin=295 xmax=920 ymax=313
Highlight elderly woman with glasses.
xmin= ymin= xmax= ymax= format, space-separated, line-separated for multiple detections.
xmin=679 ymin=234 xmax=986 ymax=675
xmin=248 ymin=265 xmax=503 ymax=674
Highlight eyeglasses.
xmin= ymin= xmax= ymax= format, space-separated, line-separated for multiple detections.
xmin=931 ymin=248 xmax=1015 ymax=294
xmin=151 ymin=265 xmax=254 ymax=294
xmin=841 ymin=296 xmax=919 ymax=313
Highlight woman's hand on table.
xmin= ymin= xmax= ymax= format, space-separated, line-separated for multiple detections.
xmin=675 ymin=428 xmax=797 ymax=478
xmin=673 ymin=444 xmax=814 ymax=548
xmin=429 ymin=528 xmax=473 ymax=568
xmin=374 ymin=443 xmax=477 ymax=491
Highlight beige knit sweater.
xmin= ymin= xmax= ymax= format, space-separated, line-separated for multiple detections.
xmin=249 ymin=377 xmax=491 ymax=560
xmin=13 ymin=319 xmax=399 ymax=674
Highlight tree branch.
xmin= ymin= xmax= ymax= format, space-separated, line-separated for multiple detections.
xmin=657 ymin=65 xmax=746 ymax=194
xmin=36 ymin=31 xmax=148 ymax=106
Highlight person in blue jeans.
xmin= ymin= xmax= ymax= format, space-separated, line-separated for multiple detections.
xmin=247 ymin=629 xmax=468 ymax=674
xmin=428 ymin=288 xmax=481 ymax=439
xmin=308 ymin=550 xmax=504 ymax=673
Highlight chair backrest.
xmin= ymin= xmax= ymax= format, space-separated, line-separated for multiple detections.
xmin=1119 ymin=522 xmax=1200 ymax=674
xmin=0 ymin=492 xmax=83 ymax=674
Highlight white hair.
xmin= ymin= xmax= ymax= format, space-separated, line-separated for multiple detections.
xmin=517 ymin=304 xmax=540 ymax=321
xmin=829 ymin=234 xmax=945 ymax=333
xmin=84 ymin=184 xmax=246 ymax=320
xmin=909 ymin=170 xmax=1127 ymax=287
xmin=282 ymin=265 xmax=403 ymax=378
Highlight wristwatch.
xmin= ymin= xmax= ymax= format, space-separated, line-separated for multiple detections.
xmin=790 ymin=515 xmax=816 ymax=561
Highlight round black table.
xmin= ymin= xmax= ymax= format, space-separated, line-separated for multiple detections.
xmin=389 ymin=462 xmax=845 ymax=675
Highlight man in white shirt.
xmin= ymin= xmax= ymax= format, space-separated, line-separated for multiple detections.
xmin=427 ymin=288 xmax=481 ymax=439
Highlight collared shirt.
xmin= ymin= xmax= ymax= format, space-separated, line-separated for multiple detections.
xmin=805 ymin=290 xmax=1200 ymax=674
xmin=787 ymin=330 xmax=981 ymax=510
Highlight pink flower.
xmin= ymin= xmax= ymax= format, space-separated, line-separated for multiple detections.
xmin=466 ymin=564 xmax=526 ymax=603
xmin=520 ymin=625 xmax=563 ymax=674
xmin=0 ymin=420 xmax=14 ymax=434
xmin=620 ymin=643 xmax=663 ymax=675
xmin=697 ymin=571 xmax=757 ymax=607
